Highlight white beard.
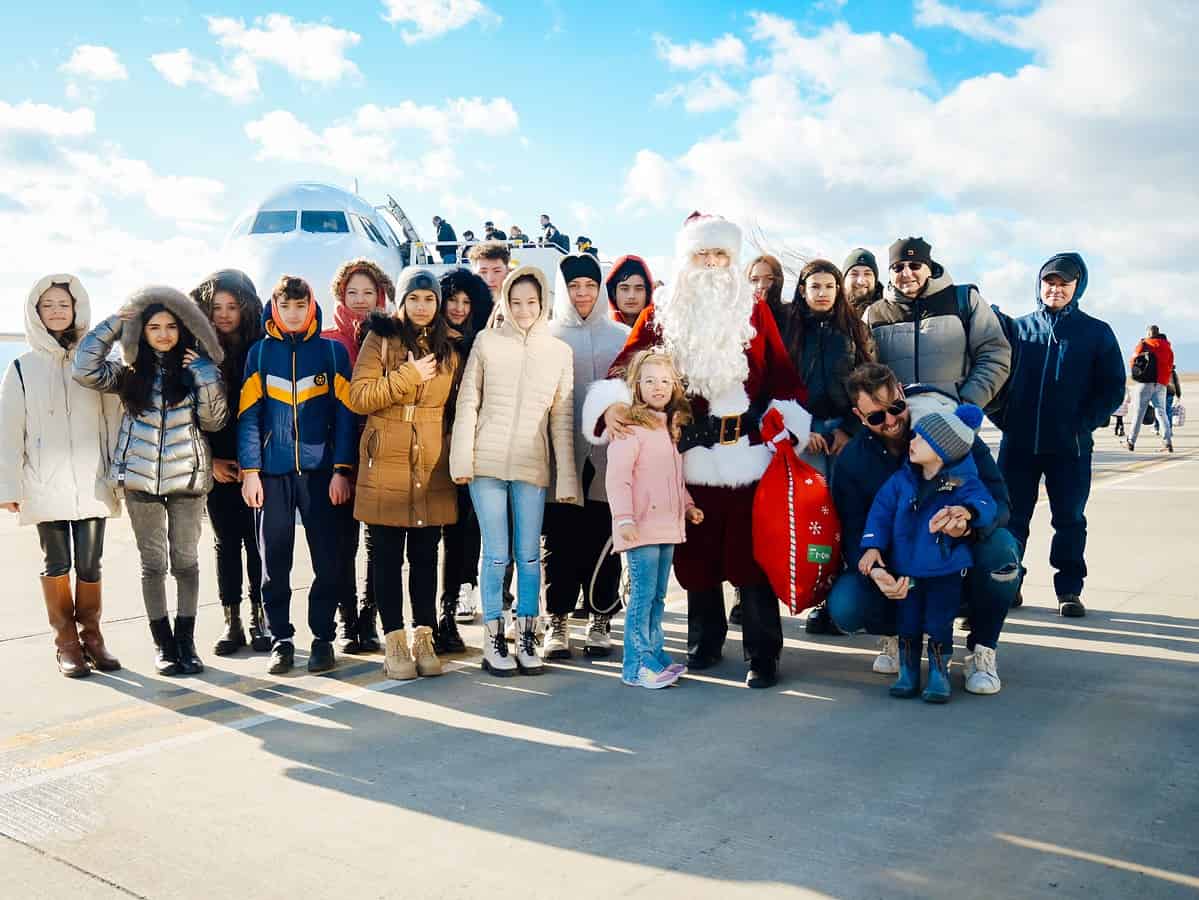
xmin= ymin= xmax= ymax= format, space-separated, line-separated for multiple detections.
xmin=656 ymin=266 xmax=756 ymax=401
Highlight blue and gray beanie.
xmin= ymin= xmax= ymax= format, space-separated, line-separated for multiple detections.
xmin=913 ymin=403 xmax=984 ymax=463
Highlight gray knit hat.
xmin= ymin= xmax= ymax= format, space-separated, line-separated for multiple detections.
xmin=912 ymin=403 xmax=984 ymax=463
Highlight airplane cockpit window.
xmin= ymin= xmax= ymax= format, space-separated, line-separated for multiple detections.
xmin=301 ymin=211 xmax=349 ymax=234
xmin=359 ymin=217 xmax=388 ymax=246
xmin=250 ymin=211 xmax=297 ymax=234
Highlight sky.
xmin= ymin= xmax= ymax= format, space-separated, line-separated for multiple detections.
xmin=1 ymin=0 xmax=1197 ymax=366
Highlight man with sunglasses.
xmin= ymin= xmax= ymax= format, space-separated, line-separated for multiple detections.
xmin=865 ymin=237 xmax=1010 ymax=409
xmin=827 ymin=363 xmax=1020 ymax=694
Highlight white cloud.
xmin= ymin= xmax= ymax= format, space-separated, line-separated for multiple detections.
xmin=150 ymin=49 xmax=260 ymax=104
xmin=624 ymin=1 xmax=1199 ymax=327
xmin=0 ymin=100 xmax=95 ymax=137
xmin=656 ymin=74 xmax=742 ymax=113
xmin=569 ymin=202 xmax=595 ymax=230
xmin=382 ymin=0 xmax=501 ymax=45
xmin=208 ymin=14 xmax=361 ymax=83
xmin=60 ymin=45 xmax=128 ymax=81
xmin=653 ymin=33 xmax=747 ymax=70
xmin=914 ymin=0 xmax=1030 ymax=49
xmin=353 ymin=97 xmax=518 ymax=141
xmin=150 ymin=14 xmax=361 ymax=102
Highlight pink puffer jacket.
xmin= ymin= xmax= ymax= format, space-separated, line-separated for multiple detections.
xmin=605 ymin=416 xmax=694 ymax=552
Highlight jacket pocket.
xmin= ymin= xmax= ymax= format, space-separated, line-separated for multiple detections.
xmin=362 ymin=428 xmax=380 ymax=469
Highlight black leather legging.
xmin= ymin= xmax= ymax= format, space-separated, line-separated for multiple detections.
xmin=37 ymin=518 xmax=106 ymax=583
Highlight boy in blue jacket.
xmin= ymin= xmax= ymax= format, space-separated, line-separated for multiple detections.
xmin=239 ymin=276 xmax=356 ymax=675
xmin=858 ymin=403 xmax=995 ymax=703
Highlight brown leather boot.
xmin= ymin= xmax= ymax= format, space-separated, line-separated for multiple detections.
xmin=74 ymin=579 xmax=121 ymax=671
xmin=41 ymin=575 xmax=89 ymax=678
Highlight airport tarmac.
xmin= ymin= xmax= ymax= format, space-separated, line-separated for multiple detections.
xmin=1 ymin=419 xmax=1196 ymax=899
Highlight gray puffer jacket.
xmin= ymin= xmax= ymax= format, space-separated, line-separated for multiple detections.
xmin=865 ymin=269 xmax=1011 ymax=407
xmin=73 ymin=286 xmax=228 ymax=497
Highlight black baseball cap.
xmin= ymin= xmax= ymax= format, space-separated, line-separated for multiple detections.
xmin=1039 ymin=257 xmax=1082 ymax=282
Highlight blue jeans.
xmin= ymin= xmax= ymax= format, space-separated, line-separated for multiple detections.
xmin=622 ymin=544 xmax=675 ymax=682
xmin=897 ymin=572 xmax=962 ymax=648
xmin=469 ymin=477 xmax=546 ymax=622
xmin=1129 ymin=381 xmax=1172 ymax=445
xmin=827 ymin=528 xmax=1020 ymax=650
xmin=999 ymin=443 xmax=1092 ymax=597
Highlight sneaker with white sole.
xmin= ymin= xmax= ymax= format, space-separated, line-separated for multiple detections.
xmin=964 ymin=645 xmax=1001 ymax=695
xmin=541 ymin=613 xmax=571 ymax=660
xmin=872 ymin=636 xmax=899 ymax=675
xmin=454 ymin=584 xmax=478 ymax=623
xmin=584 ymin=613 xmax=612 ymax=657
xmin=622 ymin=665 xmax=679 ymax=690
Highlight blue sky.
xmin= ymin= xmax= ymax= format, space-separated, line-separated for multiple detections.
xmin=2 ymin=0 xmax=1196 ymax=364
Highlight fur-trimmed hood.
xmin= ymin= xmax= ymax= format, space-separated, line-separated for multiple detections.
xmin=190 ymin=269 xmax=264 ymax=351
xmin=359 ymin=308 xmax=461 ymax=343
xmin=120 ymin=285 xmax=224 ymax=365
xmin=25 ymin=273 xmax=90 ymax=357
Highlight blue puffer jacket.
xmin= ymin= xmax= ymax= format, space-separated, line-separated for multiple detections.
xmin=860 ymin=453 xmax=997 ymax=578
xmin=999 ymin=253 xmax=1126 ymax=455
xmin=237 ymin=301 xmax=355 ymax=476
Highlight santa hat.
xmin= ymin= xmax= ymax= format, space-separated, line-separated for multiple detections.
xmin=913 ymin=403 xmax=984 ymax=464
xmin=675 ymin=211 xmax=743 ymax=261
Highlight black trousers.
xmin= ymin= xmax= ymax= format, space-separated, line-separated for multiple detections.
xmin=369 ymin=524 xmax=441 ymax=631
xmin=206 ymin=481 xmax=262 ymax=607
xmin=688 ymin=583 xmax=782 ymax=664
xmin=543 ymin=500 xmax=621 ymax=617
xmin=440 ymin=484 xmax=481 ymax=602
xmin=38 ymin=518 xmax=106 ymax=583
xmin=336 ymin=515 xmax=376 ymax=610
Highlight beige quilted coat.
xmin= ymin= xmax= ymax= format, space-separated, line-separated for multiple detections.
xmin=450 ymin=266 xmax=579 ymax=500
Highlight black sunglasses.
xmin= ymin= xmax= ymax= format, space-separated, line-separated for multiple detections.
xmin=863 ymin=399 xmax=907 ymax=426
xmin=890 ymin=261 xmax=925 ymax=273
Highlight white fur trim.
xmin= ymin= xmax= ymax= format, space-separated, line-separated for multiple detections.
xmin=768 ymin=399 xmax=812 ymax=449
xmin=675 ymin=216 xmax=742 ymax=260
xmin=682 ymin=438 xmax=771 ymax=488
xmin=706 ymin=383 xmax=750 ymax=417
xmin=581 ymin=378 xmax=632 ymax=446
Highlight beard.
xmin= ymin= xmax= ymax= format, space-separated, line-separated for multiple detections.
xmin=656 ymin=266 xmax=756 ymax=401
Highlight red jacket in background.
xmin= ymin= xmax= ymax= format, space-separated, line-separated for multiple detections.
xmin=1133 ymin=337 xmax=1174 ymax=386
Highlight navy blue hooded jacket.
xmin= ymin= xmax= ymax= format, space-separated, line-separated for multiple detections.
xmin=999 ymin=253 xmax=1126 ymax=455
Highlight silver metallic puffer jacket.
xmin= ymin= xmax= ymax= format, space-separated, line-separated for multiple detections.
xmin=73 ymin=314 xmax=228 ymax=497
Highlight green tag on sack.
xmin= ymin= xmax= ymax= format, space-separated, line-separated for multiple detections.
xmin=807 ymin=545 xmax=832 ymax=564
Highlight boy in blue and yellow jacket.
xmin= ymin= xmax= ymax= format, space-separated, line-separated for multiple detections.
xmin=858 ymin=403 xmax=996 ymax=704
xmin=239 ymin=276 xmax=355 ymax=675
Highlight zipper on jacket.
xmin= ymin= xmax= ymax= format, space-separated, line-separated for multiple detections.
xmin=504 ymin=331 xmax=531 ymax=480
xmin=291 ymin=344 xmax=300 ymax=472
xmin=1032 ymin=310 xmax=1055 ymax=453
xmin=155 ymin=375 xmax=168 ymax=495
xmin=61 ymin=358 xmax=81 ymax=518
xmin=912 ymin=298 xmax=922 ymax=384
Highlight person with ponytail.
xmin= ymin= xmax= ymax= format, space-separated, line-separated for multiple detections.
xmin=73 ymin=287 xmax=228 ymax=676
xmin=1 ymin=275 xmax=123 ymax=678
xmin=191 ymin=270 xmax=268 ymax=655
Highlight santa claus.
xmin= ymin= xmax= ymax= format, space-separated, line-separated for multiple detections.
xmin=582 ymin=212 xmax=810 ymax=688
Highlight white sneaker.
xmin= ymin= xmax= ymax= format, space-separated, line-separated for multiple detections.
xmin=584 ymin=614 xmax=613 ymax=657
xmin=622 ymin=665 xmax=679 ymax=690
xmin=872 ymin=636 xmax=899 ymax=675
xmin=541 ymin=613 xmax=571 ymax=660
xmin=455 ymin=584 xmax=478 ymax=623
xmin=964 ymin=645 xmax=1001 ymax=695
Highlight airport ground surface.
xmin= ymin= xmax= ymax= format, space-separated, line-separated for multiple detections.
xmin=2 ymin=411 xmax=1196 ymax=899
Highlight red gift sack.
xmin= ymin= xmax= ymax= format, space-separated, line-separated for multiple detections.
xmin=753 ymin=408 xmax=842 ymax=614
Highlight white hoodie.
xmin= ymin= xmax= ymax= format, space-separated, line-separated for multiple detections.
xmin=0 ymin=275 xmax=121 ymax=525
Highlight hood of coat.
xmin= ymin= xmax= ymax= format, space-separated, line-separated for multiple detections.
xmin=190 ymin=268 xmax=264 ymax=349
xmin=553 ymin=253 xmax=606 ymax=327
xmin=499 ymin=265 xmax=552 ymax=335
xmin=1035 ymin=251 xmax=1089 ymax=313
xmin=882 ymin=267 xmax=955 ymax=306
xmin=26 ymin=273 xmax=91 ymax=357
xmin=438 ymin=267 xmax=493 ymax=340
xmin=605 ymin=255 xmax=655 ymax=323
xmin=262 ymin=296 xmax=325 ymax=342
xmin=360 ymin=308 xmax=462 ymax=343
xmin=120 ymin=285 xmax=224 ymax=365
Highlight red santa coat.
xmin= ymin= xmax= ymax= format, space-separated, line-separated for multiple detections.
xmin=583 ymin=298 xmax=812 ymax=590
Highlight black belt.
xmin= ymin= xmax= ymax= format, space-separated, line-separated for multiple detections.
xmin=677 ymin=397 xmax=769 ymax=454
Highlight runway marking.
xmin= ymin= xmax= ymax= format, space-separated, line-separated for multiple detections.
xmin=995 ymin=833 xmax=1199 ymax=889
xmin=1007 ymin=618 xmax=1199 ymax=644
xmin=1110 ymin=618 xmax=1199 ymax=632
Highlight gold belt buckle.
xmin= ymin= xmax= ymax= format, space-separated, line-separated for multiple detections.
xmin=401 ymin=405 xmax=416 ymax=422
xmin=718 ymin=415 xmax=741 ymax=445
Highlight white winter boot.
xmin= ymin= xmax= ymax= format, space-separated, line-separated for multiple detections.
xmin=542 ymin=613 xmax=571 ymax=660
xmin=482 ymin=618 xmax=517 ymax=676
xmin=515 ymin=616 xmax=545 ymax=675
xmin=584 ymin=613 xmax=612 ymax=658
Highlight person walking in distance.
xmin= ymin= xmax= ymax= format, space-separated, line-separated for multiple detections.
xmin=1127 ymin=325 xmax=1175 ymax=453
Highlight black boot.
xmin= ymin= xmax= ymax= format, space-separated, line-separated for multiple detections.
xmin=148 ymin=616 xmax=180 ymax=676
xmin=356 ymin=601 xmax=381 ymax=653
xmin=746 ymin=657 xmax=779 ymax=689
xmin=174 ymin=616 xmax=204 ymax=675
xmin=337 ymin=600 xmax=362 ymax=653
xmin=686 ymin=588 xmax=726 ymax=669
xmin=804 ymin=602 xmax=843 ymax=635
xmin=248 ymin=599 xmax=271 ymax=652
xmin=213 ymin=604 xmax=246 ymax=656
xmin=434 ymin=594 xmax=466 ymax=654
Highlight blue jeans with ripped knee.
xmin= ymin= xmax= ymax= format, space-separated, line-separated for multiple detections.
xmin=469 ymin=477 xmax=546 ymax=623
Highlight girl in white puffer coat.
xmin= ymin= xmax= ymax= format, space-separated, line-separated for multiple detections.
xmin=0 ymin=275 xmax=123 ymax=679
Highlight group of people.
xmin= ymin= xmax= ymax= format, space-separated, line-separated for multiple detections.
xmin=2 ymin=209 xmax=1161 ymax=703
xmin=433 ymin=213 xmax=578 ymax=264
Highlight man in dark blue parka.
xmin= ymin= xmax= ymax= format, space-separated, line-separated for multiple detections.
xmin=997 ymin=252 xmax=1126 ymax=619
